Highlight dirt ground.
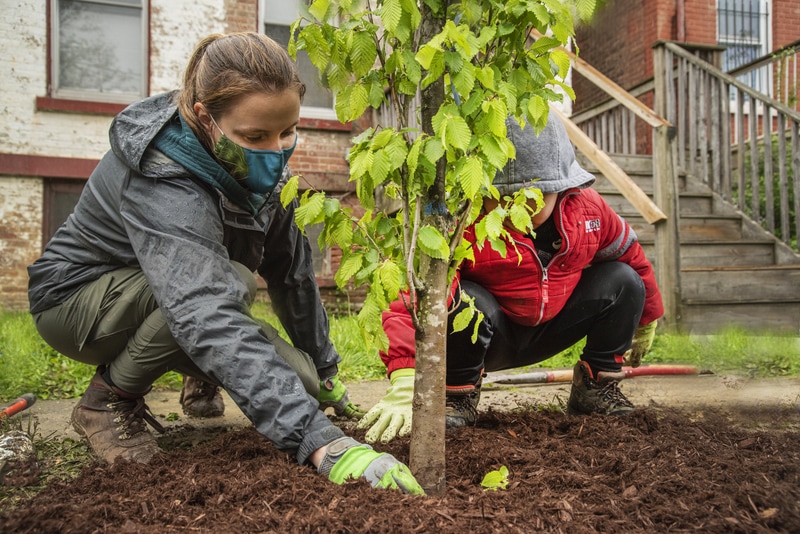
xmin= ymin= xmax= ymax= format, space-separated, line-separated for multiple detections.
xmin=1 ymin=372 xmax=800 ymax=533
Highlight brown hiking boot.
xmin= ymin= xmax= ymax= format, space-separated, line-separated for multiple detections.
xmin=567 ymin=361 xmax=635 ymax=416
xmin=71 ymin=371 xmax=163 ymax=464
xmin=445 ymin=378 xmax=482 ymax=430
xmin=180 ymin=376 xmax=224 ymax=418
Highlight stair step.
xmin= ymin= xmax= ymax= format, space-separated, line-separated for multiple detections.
xmin=599 ymin=189 xmax=714 ymax=215
xmin=679 ymin=301 xmax=800 ymax=334
xmin=628 ymin=214 xmax=743 ymax=241
xmin=641 ymin=240 xmax=777 ymax=267
xmin=680 ymin=265 xmax=800 ymax=303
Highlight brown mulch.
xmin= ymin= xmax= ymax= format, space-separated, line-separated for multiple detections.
xmin=1 ymin=406 xmax=799 ymax=533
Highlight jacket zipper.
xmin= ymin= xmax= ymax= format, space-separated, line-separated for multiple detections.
xmin=511 ymin=191 xmax=575 ymax=326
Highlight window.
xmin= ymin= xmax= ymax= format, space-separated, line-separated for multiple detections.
xmin=260 ymin=0 xmax=336 ymax=120
xmin=717 ymin=0 xmax=771 ymax=95
xmin=51 ymin=0 xmax=148 ymax=103
xmin=43 ymin=179 xmax=84 ymax=248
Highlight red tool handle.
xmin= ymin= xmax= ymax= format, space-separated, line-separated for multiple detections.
xmin=0 ymin=393 xmax=36 ymax=420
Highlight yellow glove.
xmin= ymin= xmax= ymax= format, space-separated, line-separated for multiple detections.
xmin=357 ymin=369 xmax=414 ymax=444
xmin=624 ymin=320 xmax=657 ymax=368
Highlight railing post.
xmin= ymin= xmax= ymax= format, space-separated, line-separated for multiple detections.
xmin=652 ymin=44 xmax=682 ymax=332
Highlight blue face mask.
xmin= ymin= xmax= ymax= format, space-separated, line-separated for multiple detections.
xmin=210 ymin=117 xmax=297 ymax=196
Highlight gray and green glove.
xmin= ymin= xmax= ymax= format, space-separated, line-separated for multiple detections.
xmin=624 ymin=320 xmax=658 ymax=368
xmin=357 ymin=368 xmax=414 ymax=444
xmin=317 ymin=375 xmax=365 ymax=419
xmin=317 ymin=436 xmax=424 ymax=495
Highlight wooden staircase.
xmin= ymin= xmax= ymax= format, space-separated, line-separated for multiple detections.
xmin=581 ymin=153 xmax=800 ymax=334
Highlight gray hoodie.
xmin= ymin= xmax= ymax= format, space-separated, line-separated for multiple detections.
xmin=27 ymin=92 xmax=345 ymax=463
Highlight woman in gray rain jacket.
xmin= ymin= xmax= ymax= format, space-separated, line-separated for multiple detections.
xmin=27 ymin=32 xmax=421 ymax=494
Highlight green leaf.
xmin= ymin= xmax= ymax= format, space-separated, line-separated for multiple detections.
xmin=335 ymin=252 xmax=363 ymax=288
xmin=308 ymin=0 xmax=330 ymax=21
xmin=550 ymin=49 xmax=572 ymax=79
xmin=417 ymin=225 xmax=450 ymax=260
xmin=380 ymin=0 xmax=403 ymax=33
xmin=458 ymin=155 xmax=483 ymax=199
xmin=350 ymin=30 xmax=378 ymax=77
xmin=302 ymin=25 xmax=332 ymax=72
xmin=509 ymin=202 xmax=533 ymax=233
xmin=451 ymin=306 xmax=474 ymax=333
xmin=378 ymin=260 xmax=403 ymax=300
xmin=481 ymin=465 xmax=509 ymax=491
xmin=280 ymin=175 xmax=300 ymax=208
xmin=296 ymin=191 xmax=326 ymax=227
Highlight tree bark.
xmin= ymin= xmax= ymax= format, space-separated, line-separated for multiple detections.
xmin=409 ymin=1 xmax=450 ymax=496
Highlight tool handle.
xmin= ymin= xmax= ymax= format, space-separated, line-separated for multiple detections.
xmin=0 ymin=393 xmax=36 ymax=419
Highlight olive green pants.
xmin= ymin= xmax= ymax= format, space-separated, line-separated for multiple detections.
xmin=33 ymin=262 xmax=320 ymax=397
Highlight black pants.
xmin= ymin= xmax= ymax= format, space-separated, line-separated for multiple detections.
xmin=446 ymin=262 xmax=646 ymax=387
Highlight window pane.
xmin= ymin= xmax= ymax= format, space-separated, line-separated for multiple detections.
xmin=44 ymin=180 xmax=84 ymax=244
xmin=265 ymin=23 xmax=333 ymax=109
xmin=57 ymin=0 xmax=143 ymax=96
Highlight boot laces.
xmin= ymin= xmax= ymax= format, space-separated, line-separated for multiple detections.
xmin=108 ymin=396 xmax=165 ymax=438
xmin=446 ymin=393 xmax=478 ymax=419
xmin=598 ymin=381 xmax=633 ymax=408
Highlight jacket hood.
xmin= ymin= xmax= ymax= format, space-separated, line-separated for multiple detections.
xmin=109 ymin=91 xmax=180 ymax=173
xmin=494 ymin=113 xmax=595 ymax=196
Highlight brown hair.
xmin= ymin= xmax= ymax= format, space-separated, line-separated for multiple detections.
xmin=177 ymin=32 xmax=306 ymax=149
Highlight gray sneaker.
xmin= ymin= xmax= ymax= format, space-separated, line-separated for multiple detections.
xmin=567 ymin=361 xmax=635 ymax=416
xmin=71 ymin=371 xmax=163 ymax=464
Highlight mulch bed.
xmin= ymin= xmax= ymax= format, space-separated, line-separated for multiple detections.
xmin=2 ymin=406 xmax=799 ymax=533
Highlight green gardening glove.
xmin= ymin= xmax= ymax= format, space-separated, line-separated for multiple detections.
xmin=357 ymin=369 xmax=414 ymax=444
xmin=318 ymin=436 xmax=424 ymax=495
xmin=624 ymin=320 xmax=658 ymax=368
xmin=317 ymin=375 xmax=365 ymax=419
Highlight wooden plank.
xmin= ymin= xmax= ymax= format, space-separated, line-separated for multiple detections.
xmin=763 ymin=106 xmax=775 ymax=233
xmin=681 ymin=266 xmax=800 ymax=302
xmin=749 ymin=98 xmax=760 ymax=220
xmin=652 ymin=46 xmax=682 ymax=332
xmin=679 ymin=301 xmax=800 ymax=334
xmin=777 ymin=114 xmax=790 ymax=244
xmin=721 ymin=78 xmax=732 ymax=202
xmin=737 ymin=90 xmax=746 ymax=209
xmin=677 ymin=58 xmax=687 ymax=171
xmin=794 ymin=121 xmax=800 ymax=250
xmin=710 ymin=77 xmax=721 ymax=192
xmin=551 ymin=106 xmax=666 ymax=224
xmin=698 ymin=70 xmax=709 ymax=186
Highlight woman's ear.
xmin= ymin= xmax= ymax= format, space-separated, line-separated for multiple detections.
xmin=193 ymin=103 xmax=213 ymax=130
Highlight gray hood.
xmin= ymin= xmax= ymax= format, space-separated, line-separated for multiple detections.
xmin=494 ymin=113 xmax=595 ymax=195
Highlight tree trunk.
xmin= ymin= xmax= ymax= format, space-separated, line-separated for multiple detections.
xmin=409 ymin=1 xmax=450 ymax=496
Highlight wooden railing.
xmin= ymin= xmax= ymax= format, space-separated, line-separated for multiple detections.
xmin=655 ymin=40 xmax=800 ymax=254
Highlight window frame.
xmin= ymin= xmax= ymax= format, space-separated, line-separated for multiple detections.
xmin=717 ymin=0 xmax=773 ymax=99
xmin=258 ymin=0 xmax=338 ymax=121
xmin=49 ymin=0 xmax=149 ymax=105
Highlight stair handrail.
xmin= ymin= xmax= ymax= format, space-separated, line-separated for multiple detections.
xmin=655 ymin=40 xmax=800 ymax=258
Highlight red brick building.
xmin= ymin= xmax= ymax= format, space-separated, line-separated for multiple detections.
xmin=0 ymin=0 xmax=365 ymax=311
xmin=573 ymin=0 xmax=799 ymax=115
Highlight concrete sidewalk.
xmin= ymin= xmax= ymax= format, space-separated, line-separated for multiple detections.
xmin=9 ymin=372 xmax=800 ymax=441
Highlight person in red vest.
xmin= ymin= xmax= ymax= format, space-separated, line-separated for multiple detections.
xmin=359 ymin=112 xmax=664 ymax=443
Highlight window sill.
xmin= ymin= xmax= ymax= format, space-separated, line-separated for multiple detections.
xmin=36 ymin=97 xmax=129 ymax=116
xmin=298 ymin=117 xmax=352 ymax=132
xmin=37 ymin=97 xmax=354 ymax=131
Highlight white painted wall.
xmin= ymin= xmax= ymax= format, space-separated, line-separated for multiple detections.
xmin=0 ymin=0 xmax=228 ymax=160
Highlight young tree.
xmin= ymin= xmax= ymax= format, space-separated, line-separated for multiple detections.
xmin=284 ymin=0 xmax=594 ymax=494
